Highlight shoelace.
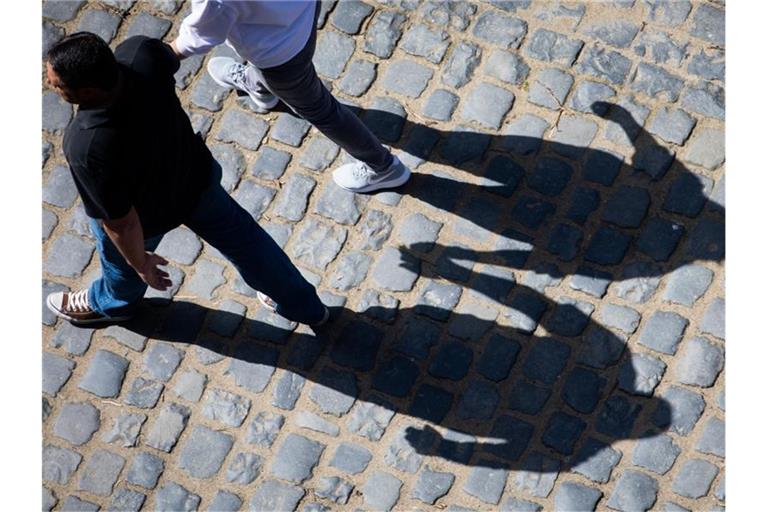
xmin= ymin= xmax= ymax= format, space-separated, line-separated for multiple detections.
xmin=351 ymin=162 xmax=375 ymax=179
xmin=227 ymin=63 xmax=248 ymax=90
xmin=68 ymin=289 xmax=91 ymax=313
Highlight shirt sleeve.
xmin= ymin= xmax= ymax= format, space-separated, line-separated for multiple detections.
xmin=174 ymin=0 xmax=238 ymax=57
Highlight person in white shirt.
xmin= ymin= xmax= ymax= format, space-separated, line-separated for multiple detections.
xmin=171 ymin=0 xmax=410 ymax=193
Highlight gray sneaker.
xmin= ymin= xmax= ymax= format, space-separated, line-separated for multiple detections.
xmin=332 ymin=155 xmax=411 ymax=193
xmin=206 ymin=57 xmax=279 ymax=112
xmin=257 ymin=291 xmax=330 ymax=327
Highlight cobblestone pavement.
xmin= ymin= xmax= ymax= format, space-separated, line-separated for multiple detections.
xmin=42 ymin=1 xmax=725 ymax=510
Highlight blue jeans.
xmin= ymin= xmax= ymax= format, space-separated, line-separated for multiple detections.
xmin=88 ymin=161 xmax=326 ymax=325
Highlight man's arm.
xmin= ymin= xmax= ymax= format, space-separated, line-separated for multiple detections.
xmin=102 ymin=207 xmax=171 ymax=291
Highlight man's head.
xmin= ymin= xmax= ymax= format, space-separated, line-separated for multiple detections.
xmin=46 ymin=32 xmax=119 ymax=106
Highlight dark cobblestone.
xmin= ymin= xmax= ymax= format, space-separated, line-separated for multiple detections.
xmin=676 ymin=336 xmax=724 ymax=387
xmin=216 ymin=109 xmax=269 ymax=150
xmin=614 ymin=262 xmax=663 ymax=303
xmin=124 ymin=377 xmax=164 ymax=409
xmin=250 ymin=480 xmax=305 ymax=511
xmin=441 ymin=41 xmax=481 ymax=88
xmin=155 ymin=227 xmax=202 ymax=265
xmin=690 ymin=3 xmax=724 ymax=46
xmin=525 ymin=28 xmax=583 ymax=65
xmin=309 ymin=367 xmax=357 ymax=416
xmin=79 ymin=349 xmax=128 ymax=398
xmin=567 ymin=81 xmax=616 ymax=114
xmin=685 ymin=218 xmax=725 ymax=260
xmin=330 ymin=442 xmax=373 ymax=475
xmin=125 ymin=12 xmax=171 ymax=39
xmin=477 ymin=334 xmax=520 ymax=382
xmin=543 ymin=412 xmax=586 ymax=455
xmin=655 ymin=385 xmax=705 ymax=435
xmin=364 ymin=11 xmax=406 ymax=58
xmin=358 ymin=289 xmax=400 ymax=323
xmin=464 ymin=464 xmax=509 ymax=505
xmin=101 ymin=413 xmax=145 ymax=447
xmin=508 ymin=379 xmax=551 ymax=415
xmin=577 ymin=44 xmax=633 ymax=85
xmin=77 ymin=449 xmax=125 ymax=496
xmin=127 ymin=451 xmax=165 ymax=489
xmin=44 ymin=234 xmax=93 ymax=278
xmin=528 ymin=68 xmax=573 ymax=109
xmin=315 ymin=31 xmax=355 ymax=78
xmin=501 ymin=114 xmax=549 ymax=155
xmin=584 ymin=226 xmax=631 ymax=265
xmin=554 ymin=482 xmax=602 ymax=511
xmin=145 ymin=403 xmax=190 ymax=452
xmin=546 ymin=296 xmax=594 ymax=336
xmin=638 ymin=217 xmax=685 ymax=261
xmin=603 ymin=185 xmax=650 ymax=228
xmin=364 ymin=96 xmax=406 ymax=142
xmin=179 ymin=425 xmax=233 ymax=478
xmin=473 ymin=11 xmax=527 ymax=48
xmin=607 ymin=470 xmax=659 ymax=511
xmin=522 ymin=337 xmax=570 ymax=385
xmin=485 ymin=415 xmax=534 ymax=461
xmin=42 ymin=92 xmax=73 ymax=134
xmin=562 ymin=367 xmax=606 ymax=414
xmin=579 ymin=327 xmax=628 ymax=369
xmin=673 ymin=458 xmax=719 ymax=499
xmin=457 ymin=379 xmax=500 ymax=420
xmin=274 ymin=173 xmax=316 ymax=221
xmin=409 ymin=384 xmax=453 ymax=424
xmin=572 ymin=437 xmax=622 ymax=483
xmin=339 ymin=59 xmax=377 ymax=96
xmin=43 ymin=444 xmax=82 ymax=484
xmin=315 ymin=180 xmax=364 ymax=225
xmin=631 ymin=63 xmax=685 ymax=102
xmin=585 ymin=20 xmax=641 ymax=48
xmin=347 ymin=398 xmax=395 ymax=441
xmin=330 ymin=0 xmax=372 ymax=34
xmin=437 ymin=428 xmax=475 ymax=465
xmin=512 ymin=452 xmax=559 ymax=497
xmin=644 ymin=0 xmax=692 ymax=27
xmin=42 ymin=352 xmax=75 ymax=396
xmin=429 ymin=340 xmax=473 ymax=381
xmin=633 ymin=433 xmax=681 ymax=474
xmin=400 ymin=24 xmax=450 ymax=64
xmin=155 ymin=482 xmax=200 ymax=512
xmin=363 ymin=470 xmax=402 ymax=511
xmin=597 ymin=395 xmax=641 ymax=438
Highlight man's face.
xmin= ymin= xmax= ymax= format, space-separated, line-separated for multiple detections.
xmin=46 ymin=62 xmax=80 ymax=104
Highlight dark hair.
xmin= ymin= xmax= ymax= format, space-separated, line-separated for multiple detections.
xmin=46 ymin=32 xmax=119 ymax=91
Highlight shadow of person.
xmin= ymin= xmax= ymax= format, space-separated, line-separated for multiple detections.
xmin=116 ymin=292 xmax=671 ymax=472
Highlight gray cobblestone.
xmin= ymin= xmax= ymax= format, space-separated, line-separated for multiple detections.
xmin=79 ymin=349 xmax=128 ymax=398
xmin=528 ymin=68 xmax=573 ymax=110
xmin=155 ymin=227 xmax=202 ymax=265
xmin=155 ymin=482 xmax=200 ymax=512
xmin=127 ymin=451 xmax=164 ymax=489
xmin=464 ymin=464 xmax=509 ymax=505
xmin=42 ymin=352 xmax=75 ymax=396
xmin=315 ymin=31 xmax=355 ymax=78
xmin=42 ymin=92 xmax=73 ymax=134
xmin=585 ymin=20 xmax=640 ymax=48
xmin=315 ymin=476 xmax=354 ymax=504
xmin=53 ymin=402 xmax=101 ymax=446
xmin=43 ymin=0 xmax=85 ymax=21
xmin=315 ymin=180 xmax=364 ymax=225
xmin=673 ymin=459 xmax=719 ymax=499
xmin=599 ymin=304 xmax=641 ymax=334
xmin=190 ymin=72 xmax=230 ymax=111
xmin=170 ymin=370 xmax=205 ymax=402
xmin=176 ymin=56 xmax=205 ymax=90
xmin=658 ymin=386 xmax=705 ymax=435
xmin=61 ymin=496 xmax=99 ymax=511
xmin=501 ymin=114 xmax=549 ymax=155
xmin=77 ymin=449 xmax=125 ymax=496
xmin=42 ymin=21 xmax=64 ymax=58
xmin=272 ymin=371 xmax=305 ymax=411
xmin=632 ymin=434 xmax=681 ymax=475
xmin=418 ymin=1 xmax=476 ymax=30
xmin=309 ymin=367 xmax=357 ymax=416
xmin=372 ymin=246 xmax=420 ymax=291
xmin=512 ymin=452 xmax=560 ymax=498
xmin=65 ymin=204 xmax=92 ymax=239
xmin=607 ymin=470 xmax=658 ymax=511
xmin=185 ymin=260 xmax=225 ymax=300
xmin=251 ymin=147 xmax=291 ymax=179
xmin=363 ymin=470 xmax=403 ymax=511
xmin=501 ymin=497 xmax=542 ymax=512
xmin=125 ymin=12 xmax=171 ymax=39
xmin=274 ymin=173 xmax=316 ymax=221
xmin=356 ymin=209 xmax=392 ymax=250
xmin=648 ymin=107 xmax=696 ymax=145
xmin=681 ymin=81 xmax=725 ymax=120
xmin=109 ymin=488 xmax=145 ymax=511
xmin=340 ymin=59 xmax=377 ymax=96
xmin=484 ymin=49 xmax=529 ymax=85
xmin=101 ymin=413 xmax=145 ymax=447
xmin=203 ymin=388 xmax=251 ymax=427
xmin=210 ymin=491 xmax=242 ymax=511
xmin=149 ymin=0 xmax=182 ymax=15
xmin=662 ymin=264 xmax=713 ymax=307
xmin=400 ymin=24 xmax=450 ymax=64
xmin=226 ymin=343 xmax=278 ymax=392
xmin=699 ymin=296 xmax=725 ymax=338
xmin=411 ymin=465 xmax=455 ymax=504
xmin=330 ymin=442 xmax=372 ymax=475
xmin=525 ymin=28 xmax=583 ymax=65
xmin=550 ymin=114 xmax=598 ymax=156
xmin=676 ymin=336 xmax=724 ymax=387
xmin=296 ymin=410 xmax=340 ymax=436
xmin=43 ymin=444 xmax=82 ymax=484
xmin=331 ymin=0 xmax=372 ymax=34
xmin=328 ymin=251 xmax=371 ymax=292
xmin=358 ymin=289 xmax=400 ymax=323
xmin=644 ymin=0 xmax=692 ymax=27
xmin=210 ymin=144 xmax=245 ymax=192
xmin=216 ymin=109 xmax=269 ymax=150
xmin=124 ymin=377 xmax=164 ymax=409
xmin=473 ymin=11 xmax=527 ymax=48
xmin=364 ymin=11 xmax=405 ymax=58
xmin=42 ymin=487 xmax=56 ymax=511
xmin=572 ymin=438 xmax=622 ymax=483
xmin=226 ymin=452 xmax=263 ymax=484
xmin=690 ymin=3 xmax=724 ymax=46
xmin=631 ymin=63 xmax=684 ymax=102
xmin=461 ymin=82 xmax=514 ymax=129
xmin=145 ymin=403 xmax=190 ymax=452
xmin=696 ymin=417 xmax=725 ymax=458
xmin=102 ymin=325 xmax=146 ymax=353
xmin=44 ymin=234 xmax=93 ymax=278
xmin=554 ymin=482 xmax=602 ymax=511
xmin=614 ymin=262 xmax=662 ymax=303
xmin=272 ymin=113 xmax=311 ymax=147
xmin=271 ymin=433 xmax=325 ymax=483
xmin=179 ymin=425 xmax=233 ymax=478
xmin=568 ymin=81 xmax=616 ymax=114
xmin=688 ymin=48 xmax=725 ymax=82
xmin=604 ymin=96 xmax=650 ymax=146
xmin=441 ymin=41 xmax=481 ymax=88
xmin=250 ymin=480 xmax=305 ymax=511
xmin=383 ymin=59 xmax=433 ymax=97
xmin=684 ymin=127 xmax=725 ymax=170
xmin=638 ymin=311 xmax=688 ymax=355
xmin=300 ymin=136 xmax=340 ymax=172
xmin=347 ymin=398 xmax=396 ymax=441
xmin=292 ymin=218 xmax=347 ymax=270
xmin=247 ymin=411 xmax=284 ymax=447
xmin=397 ymin=213 xmax=442 ymax=250
xmin=577 ymin=44 xmax=633 ymax=85
xmin=634 ymin=31 xmax=688 ymax=67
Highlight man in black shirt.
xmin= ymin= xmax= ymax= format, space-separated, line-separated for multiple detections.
xmin=45 ymin=32 xmax=328 ymax=326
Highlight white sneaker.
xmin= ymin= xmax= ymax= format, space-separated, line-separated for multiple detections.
xmin=207 ymin=57 xmax=279 ymax=112
xmin=257 ymin=291 xmax=330 ymax=327
xmin=332 ymin=155 xmax=411 ymax=193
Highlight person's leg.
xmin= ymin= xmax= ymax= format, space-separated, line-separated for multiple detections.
xmin=185 ymin=163 xmax=326 ymax=325
xmin=88 ymin=219 xmax=163 ymax=317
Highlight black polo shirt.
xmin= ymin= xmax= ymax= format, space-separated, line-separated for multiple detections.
xmin=63 ymin=36 xmax=212 ymax=238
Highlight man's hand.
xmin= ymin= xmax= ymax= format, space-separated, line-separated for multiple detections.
xmin=137 ymin=252 xmax=172 ymax=291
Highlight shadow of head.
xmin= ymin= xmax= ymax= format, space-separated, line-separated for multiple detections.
xmin=116 ymin=297 xmax=672 ymax=471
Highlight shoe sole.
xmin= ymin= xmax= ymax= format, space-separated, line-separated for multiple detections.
xmin=45 ymin=295 xmax=132 ymax=326
xmin=207 ymin=66 xmax=279 ymax=111
xmin=335 ymin=166 xmax=412 ymax=194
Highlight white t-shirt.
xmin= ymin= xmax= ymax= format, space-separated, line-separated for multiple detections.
xmin=174 ymin=0 xmax=316 ymax=69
